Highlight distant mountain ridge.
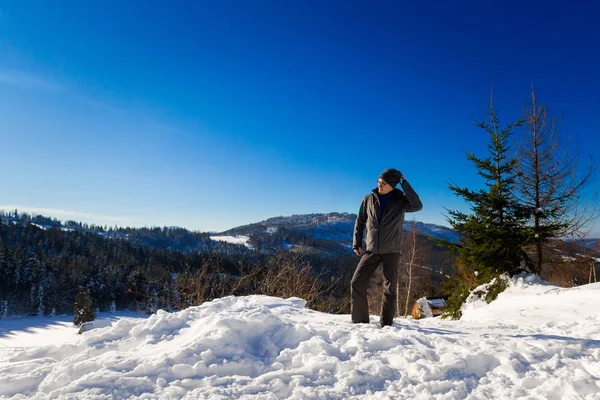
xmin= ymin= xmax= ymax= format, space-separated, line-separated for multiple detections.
xmin=211 ymin=212 xmax=461 ymax=263
xmin=222 ymin=212 xmax=460 ymax=245
xmin=580 ymin=238 xmax=600 ymax=252
xmin=2 ymin=210 xmax=458 ymax=257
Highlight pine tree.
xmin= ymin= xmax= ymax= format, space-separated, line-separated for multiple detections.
xmin=73 ymin=287 xmax=95 ymax=326
xmin=1 ymin=300 xmax=8 ymax=319
xmin=442 ymin=94 xmax=533 ymax=319
xmin=37 ymin=284 xmax=45 ymax=317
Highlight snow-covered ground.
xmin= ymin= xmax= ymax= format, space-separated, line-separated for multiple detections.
xmin=1 ymin=275 xmax=599 ymax=399
xmin=210 ymin=235 xmax=253 ymax=249
xmin=0 ymin=311 xmax=147 ymax=349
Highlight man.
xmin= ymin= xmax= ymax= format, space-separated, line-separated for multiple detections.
xmin=351 ymin=168 xmax=422 ymax=327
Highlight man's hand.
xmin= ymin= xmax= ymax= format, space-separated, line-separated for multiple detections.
xmin=400 ymin=171 xmax=406 ymax=181
xmin=354 ymin=247 xmax=363 ymax=257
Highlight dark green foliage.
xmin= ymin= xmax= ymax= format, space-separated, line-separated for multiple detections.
xmin=441 ymin=96 xmax=533 ymax=319
xmin=440 ymin=277 xmax=472 ymax=320
xmin=483 ymin=275 xmax=509 ymax=304
xmin=73 ymin=287 xmax=95 ymax=326
xmin=442 ymin=270 xmax=509 ymax=319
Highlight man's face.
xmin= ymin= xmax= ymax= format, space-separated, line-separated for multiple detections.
xmin=377 ymin=179 xmax=393 ymax=195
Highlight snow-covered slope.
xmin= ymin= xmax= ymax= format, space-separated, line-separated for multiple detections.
xmin=220 ymin=213 xmax=460 ymax=259
xmin=209 ymin=234 xmax=253 ymax=249
xmin=1 ymin=276 xmax=599 ymax=399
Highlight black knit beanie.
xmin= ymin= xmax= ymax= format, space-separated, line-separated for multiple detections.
xmin=379 ymin=168 xmax=402 ymax=188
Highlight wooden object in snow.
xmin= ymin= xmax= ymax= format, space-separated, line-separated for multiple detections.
xmin=412 ymin=296 xmax=447 ymax=319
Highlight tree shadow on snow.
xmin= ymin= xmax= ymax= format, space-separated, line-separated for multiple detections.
xmin=393 ymin=322 xmax=466 ymax=337
xmin=511 ymin=333 xmax=600 ymax=349
xmin=0 ymin=313 xmax=135 ymax=341
xmin=0 ymin=316 xmax=75 ymax=340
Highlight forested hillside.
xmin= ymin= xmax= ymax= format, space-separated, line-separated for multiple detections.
xmin=0 ymin=211 xmax=356 ymax=318
xmin=1 ymin=210 xmax=595 ymax=321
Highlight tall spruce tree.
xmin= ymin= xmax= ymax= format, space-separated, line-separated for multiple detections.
xmin=443 ymin=94 xmax=533 ymax=319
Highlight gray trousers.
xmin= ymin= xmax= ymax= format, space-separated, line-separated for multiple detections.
xmin=350 ymin=252 xmax=400 ymax=326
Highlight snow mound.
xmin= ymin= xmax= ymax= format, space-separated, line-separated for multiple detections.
xmin=461 ymin=274 xmax=600 ymax=325
xmin=0 ymin=296 xmax=311 ymax=399
xmin=1 ymin=282 xmax=600 ymax=399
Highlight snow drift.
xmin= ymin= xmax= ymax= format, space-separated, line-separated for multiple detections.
xmin=1 ymin=275 xmax=599 ymax=399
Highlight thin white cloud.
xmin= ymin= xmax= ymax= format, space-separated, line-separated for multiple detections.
xmin=0 ymin=69 xmax=204 ymax=142
xmin=0 ymin=69 xmax=126 ymax=115
xmin=0 ymin=70 xmax=61 ymax=91
xmin=0 ymin=205 xmax=124 ymax=222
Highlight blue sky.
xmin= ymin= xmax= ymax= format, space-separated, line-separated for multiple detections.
xmin=0 ymin=1 xmax=599 ymax=234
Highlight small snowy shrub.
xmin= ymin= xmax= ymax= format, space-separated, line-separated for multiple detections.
xmin=443 ymin=273 xmax=510 ymax=320
xmin=73 ymin=287 xmax=95 ymax=326
xmin=482 ymin=275 xmax=509 ymax=303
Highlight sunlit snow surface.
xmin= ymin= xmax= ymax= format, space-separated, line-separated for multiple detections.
xmin=210 ymin=235 xmax=253 ymax=248
xmin=1 ymin=275 xmax=599 ymax=399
